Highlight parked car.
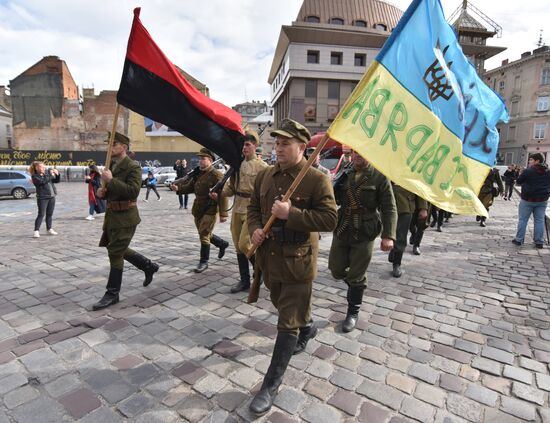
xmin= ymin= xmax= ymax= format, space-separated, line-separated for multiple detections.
xmin=164 ymin=176 xmax=176 ymax=187
xmin=152 ymin=167 xmax=177 ymax=185
xmin=0 ymin=170 xmax=36 ymax=199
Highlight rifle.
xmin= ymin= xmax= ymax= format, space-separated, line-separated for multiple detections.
xmin=247 ymin=264 xmax=261 ymax=304
xmin=199 ymin=166 xmax=235 ymax=216
xmin=172 ymin=158 xmax=224 ymax=186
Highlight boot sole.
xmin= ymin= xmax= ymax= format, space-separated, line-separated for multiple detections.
xmin=92 ymin=297 xmax=119 ymax=311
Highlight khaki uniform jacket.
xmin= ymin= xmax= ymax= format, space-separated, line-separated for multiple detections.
xmin=393 ymin=184 xmax=428 ymax=214
xmin=174 ymin=166 xmax=229 ymax=219
xmin=334 ymin=164 xmax=397 ymax=242
xmin=103 ymin=156 xmax=141 ymax=230
xmin=479 ymin=168 xmax=504 ymax=208
xmin=248 ymin=159 xmax=337 ymax=284
xmin=223 ymin=157 xmax=267 ymax=214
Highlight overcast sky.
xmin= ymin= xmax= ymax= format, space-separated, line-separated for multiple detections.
xmin=0 ymin=0 xmax=549 ymax=107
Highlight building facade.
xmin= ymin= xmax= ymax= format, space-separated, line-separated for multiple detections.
xmin=484 ymin=46 xmax=550 ymax=166
xmin=269 ymin=0 xmax=505 ymax=136
xmin=0 ymin=104 xmax=11 ymax=149
xmin=232 ymin=101 xmax=269 ymax=125
xmin=9 ymin=56 xmax=126 ymax=151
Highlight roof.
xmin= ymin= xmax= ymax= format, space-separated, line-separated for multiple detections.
xmin=249 ymin=111 xmax=273 ymax=124
xmin=296 ymin=0 xmax=402 ymax=28
xmin=11 ymin=56 xmax=76 ymax=86
xmin=452 ymin=10 xmax=487 ymax=31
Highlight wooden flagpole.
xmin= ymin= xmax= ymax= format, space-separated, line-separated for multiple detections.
xmin=104 ymin=103 xmax=121 ymax=172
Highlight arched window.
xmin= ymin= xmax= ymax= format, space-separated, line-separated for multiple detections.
xmin=354 ymin=20 xmax=367 ymax=27
xmin=330 ymin=17 xmax=345 ymax=25
xmin=306 ymin=15 xmax=320 ymax=23
xmin=373 ymin=23 xmax=387 ymax=31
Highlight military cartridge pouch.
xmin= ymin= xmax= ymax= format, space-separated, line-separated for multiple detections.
xmin=107 ymin=200 xmax=137 ymax=211
xmin=270 ymin=226 xmax=309 ymax=244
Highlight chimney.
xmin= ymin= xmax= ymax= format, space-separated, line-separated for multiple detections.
xmin=501 ymin=59 xmax=509 ymax=66
xmin=521 ymin=51 xmax=532 ymax=58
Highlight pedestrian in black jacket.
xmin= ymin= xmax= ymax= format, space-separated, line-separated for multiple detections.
xmin=173 ymin=159 xmax=189 ymax=209
xmin=503 ymin=165 xmax=518 ymax=200
xmin=29 ymin=161 xmax=60 ymax=238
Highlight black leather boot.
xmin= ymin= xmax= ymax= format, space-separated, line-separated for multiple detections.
xmin=211 ymin=234 xmax=229 ymax=259
xmin=231 ymin=253 xmax=251 ymax=293
xmin=195 ymin=244 xmax=210 ymax=273
xmin=413 ymin=245 xmax=421 ymax=255
xmin=480 ymin=217 xmax=487 ymax=227
xmin=293 ymin=320 xmax=317 ymax=354
xmin=249 ymin=332 xmax=298 ymax=415
xmin=342 ymin=284 xmax=365 ymax=333
xmin=392 ymin=251 xmax=403 ymax=278
xmin=93 ymin=268 xmax=122 ymax=310
xmin=388 ymin=249 xmax=395 ymax=263
xmin=125 ymin=252 xmax=159 ymax=287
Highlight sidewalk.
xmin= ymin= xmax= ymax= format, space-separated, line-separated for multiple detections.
xmin=0 ymin=183 xmax=548 ymax=422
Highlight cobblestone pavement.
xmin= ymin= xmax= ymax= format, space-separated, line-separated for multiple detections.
xmin=0 ymin=183 xmax=549 ymax=423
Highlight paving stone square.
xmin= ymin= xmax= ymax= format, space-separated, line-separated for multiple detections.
xmin=0 ymin=184 xmax=549 ymax=421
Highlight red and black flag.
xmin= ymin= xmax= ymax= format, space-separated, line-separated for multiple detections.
xmin=117 ymin=8 xmax=244 ymax=169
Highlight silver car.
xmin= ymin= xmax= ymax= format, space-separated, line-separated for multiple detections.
xmin=0 ymin=170 xmax=36 ymax=199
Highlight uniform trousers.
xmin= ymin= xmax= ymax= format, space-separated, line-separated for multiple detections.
xmin=104 ymin=226 xmax=137 ymax=270
xmin=328 ymin=236 xmax=374 ymax=288
xmin=394 ymin=213 xmax=413 ymax=252
xmin=230 ymin=212 xmax=251 ymax=254
xmin=194 ymin=214 xmax=217 ymax=245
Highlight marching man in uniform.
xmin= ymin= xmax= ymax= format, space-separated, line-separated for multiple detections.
xmin=211 ymin=131 xmax=267 ymax=293
xmin=247 ymin=119 xmax=337 ymax=415
xmin=93 ymin=132 xmax=159 ymax=310
xmin=171 ymin=148 xmax=229 ymax=273
xmin=329 ymin=151 xmax=396 ymax=332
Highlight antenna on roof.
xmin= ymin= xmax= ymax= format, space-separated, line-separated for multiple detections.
xmin=537 ymin=29 xmax=544 ymax=47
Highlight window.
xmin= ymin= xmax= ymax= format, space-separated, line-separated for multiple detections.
xmin=354 ymin=53 xmax=366 ymax=67
xmin=373 ymin=23 xmax=387 ymax=31
xmin=508 ymin=125 xmax=516 ymax=141
xmin=328 ymin=81 xmax=340 ymax=99
xmin=9 ymin=173 xmax=25 ymax=180
xmin=505 ymin=152 xmax=514 ymax=165
xmin=330 ymin=52 xmax=343 ymax=65
xmin=354 ymin=20 xmax=367 ymax=27
xmin=534 ymin=123 xmax=547 ymax=139
xmin=330 ymin=18 xmax=344 ymax=25
xmin=306 ymin=15 xmax=320 ymax=23
xmin=499 ymin=81 xmax=505 ymax=92
xmin=514 ymin=75 xmax=521 ymax=90
xmin=511 ymin=100 xmax=519 ymax=115
xmin=537 ymin=96 xmax=549 ymax=111
xmin=541 ymin=68 xmax=550 ymax=85
xmin=305 ymin=80 xmax=317 ymax=98
xmin=307 ymin=50 xmax=319 ymax=64
xmin=0 ymin=172 xmax=10 ymax=180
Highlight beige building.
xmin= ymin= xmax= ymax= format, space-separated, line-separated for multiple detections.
xmin=484 ymin=46 xmax=550 ymax=165
xmin=269 ymin=0 xmax=505 ymax=135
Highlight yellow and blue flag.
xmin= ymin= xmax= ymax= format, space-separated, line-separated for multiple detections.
xmin=327 ymin=0 xmax=508 ymax=216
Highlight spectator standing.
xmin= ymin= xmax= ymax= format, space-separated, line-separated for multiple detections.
xmin=29 ymin=161 xmax=60 ymax=238
xmin=173 ymin=159 xmax=189 ymax=209
xmin=503 ymin=164 xmax=519 ymax=200
xmin=85 ymin=165 xmax=105 ymax=220
xmin=144 ymin=171 xmax=161 ymax=202
xmin=512 ymin=153 xmax=550 ymax=249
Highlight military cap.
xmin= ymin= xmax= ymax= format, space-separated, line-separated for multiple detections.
xmin=270 ymin=119 xmax=311 ymax=144
xmin=255 ymin=146 xmax=263 ymax=154
xmin=105 ymin=131 xmax=130 ymax=146
xmin=197 ymin=147 xmax=215 ymax=161
xmin=244 ymin=130 xmax=260 ymax=145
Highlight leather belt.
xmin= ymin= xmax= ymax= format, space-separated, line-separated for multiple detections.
xmin=107 ymin=200 xmax=137 ymax=211
xmin=236 ymin=191 xmax=251 ymax=198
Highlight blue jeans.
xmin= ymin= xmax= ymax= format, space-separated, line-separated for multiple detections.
xmin=514 ymin=200 xmax=547 ymax=244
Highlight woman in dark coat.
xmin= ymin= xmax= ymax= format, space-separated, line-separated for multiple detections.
xmin=29 ymin=161 xmax=60 ymax=238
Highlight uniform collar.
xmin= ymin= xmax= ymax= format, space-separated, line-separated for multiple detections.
xmin=273 ymin=158 xmax=306 ymax=178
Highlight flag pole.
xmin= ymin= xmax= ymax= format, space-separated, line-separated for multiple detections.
xmin=104 ymin=103 xmax=121 ymax=171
